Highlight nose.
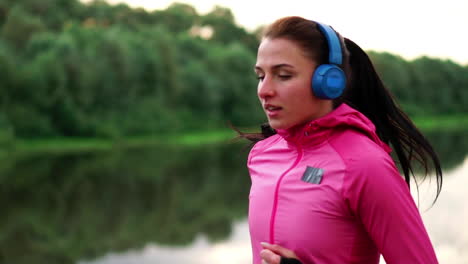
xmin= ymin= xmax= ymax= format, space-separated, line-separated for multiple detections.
xmin=257 ymin=76 xmax=276 ymax=99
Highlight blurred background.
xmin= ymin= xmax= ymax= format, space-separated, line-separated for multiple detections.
xmin=0 ymin=0 xmax=467 ymax=263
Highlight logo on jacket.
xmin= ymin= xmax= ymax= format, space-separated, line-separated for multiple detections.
xmin=301 ymin=166 xmax=324 ymax=184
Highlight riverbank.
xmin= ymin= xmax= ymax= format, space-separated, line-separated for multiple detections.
xmin=413 ymin=114 xmax=468 ymax=131
xmin=1 ymin=114 xmax=467 ymax=156
xmin=1 ymin=129 xmax=239 ymax=156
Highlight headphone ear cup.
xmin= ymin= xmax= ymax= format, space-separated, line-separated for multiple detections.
xmin=312 ymin=64 xmax=346 ymax=99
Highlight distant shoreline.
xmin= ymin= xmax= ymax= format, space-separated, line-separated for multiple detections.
xmin=1 ymin=115 xmax=467 ymax=156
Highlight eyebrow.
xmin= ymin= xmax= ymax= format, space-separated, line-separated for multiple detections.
xmin=254 ymin=63 xmax=294 ymax=71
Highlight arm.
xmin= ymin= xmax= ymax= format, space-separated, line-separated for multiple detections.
xmin=343 ymin=154 xmax=438 ymax=263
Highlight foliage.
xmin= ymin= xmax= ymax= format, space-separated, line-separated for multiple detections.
xmin=0 ymin=0 xmax=466 ymax=140
xmin=369 ymin=52 xmax=468 ymax=115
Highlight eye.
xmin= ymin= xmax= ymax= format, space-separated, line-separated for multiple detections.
xmin=256 ymin=75 xmax=265 ymax=81
xmin=278 ymin=74 xmax=292 ymax=80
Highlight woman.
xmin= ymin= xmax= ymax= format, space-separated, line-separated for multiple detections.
xmin=244 ymin=17 xmax=442 ymax=264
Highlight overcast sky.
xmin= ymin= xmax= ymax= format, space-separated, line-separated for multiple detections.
xmin=91 ymin=0 xmax=468 ymax=65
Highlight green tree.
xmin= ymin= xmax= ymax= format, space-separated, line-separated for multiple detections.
xmin=152 ymin=2 xmax=199 ymax=33
xmin=201 ymin=6 xmax=259 ymax=53
xmin=1 ymin=5 xmax=46 ymax=50
xmin=0 ymin=1 xmax=465 ymax=140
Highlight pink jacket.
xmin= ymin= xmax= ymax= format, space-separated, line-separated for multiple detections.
xmin=247 ymin=103 xmax=438 ymax=264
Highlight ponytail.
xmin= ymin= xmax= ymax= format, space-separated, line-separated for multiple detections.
xmin=237 ymin=16 xmax=442 ymax=202
xmin=343 ymin=38 xmax=442 ymax=201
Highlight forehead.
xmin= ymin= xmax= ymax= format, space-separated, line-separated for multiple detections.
xmin=256 ymin=38 xmax=314 ymax=69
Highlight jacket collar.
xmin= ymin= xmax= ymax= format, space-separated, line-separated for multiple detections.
xmin=276 ymin=103 xmax=391 ymax=153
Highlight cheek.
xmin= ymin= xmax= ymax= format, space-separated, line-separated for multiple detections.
xmin=288 ymin=84 xmax=322 ymax=120
xmin=289 ymin=80 xmax=313 ymax=104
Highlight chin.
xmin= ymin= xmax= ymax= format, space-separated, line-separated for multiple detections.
xmin=268 ymin=121 xmax=290 ymax=130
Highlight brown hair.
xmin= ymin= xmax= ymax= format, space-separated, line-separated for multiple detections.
xmin=263 ymin=17 xmax=329 ymax=64
xmin=238 ymin=16 xmax=443 ymax=202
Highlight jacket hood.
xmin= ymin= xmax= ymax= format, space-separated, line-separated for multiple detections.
xmin=276 ymin=103 xmax=392 ymax=153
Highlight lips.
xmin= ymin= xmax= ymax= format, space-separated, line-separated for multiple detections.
xmin=264 ymin=104 xmax=282 ymax=117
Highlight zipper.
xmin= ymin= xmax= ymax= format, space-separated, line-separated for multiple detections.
xmin=269 ymin=143 xmax=303 ymax=243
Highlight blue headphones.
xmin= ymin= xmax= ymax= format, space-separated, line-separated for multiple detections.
xmin=312 ymin=22 xmax=346 ymax=99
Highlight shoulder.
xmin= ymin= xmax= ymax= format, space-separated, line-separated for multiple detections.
xmin=327 ymin=128 xmax=405 ymax=197
xmin=328 ymin=127 xmax=392 ymax=168
xmin=247 ymin=134 xmax=282 ymax=165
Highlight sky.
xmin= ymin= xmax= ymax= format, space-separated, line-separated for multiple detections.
xmin=95 ymin=0 xmax=468 ymax=66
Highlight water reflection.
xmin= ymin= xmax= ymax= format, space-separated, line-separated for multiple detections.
xmin=424 ymin=129 xmax=468 ymax=171
xmin=82 ymin=156 xmax=468 ymax=264
xmin=79 ymin=221 xmax=252 ymax=264
xmin=0 ymin=128 xmax=466 ymax=263
xmin=416 ymin=157 xmax=468 ymax=264
xmin=0 ymin=143 xmax=251 ymax=264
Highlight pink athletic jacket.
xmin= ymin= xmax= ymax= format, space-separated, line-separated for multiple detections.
xmin=247 ymin=103 xmax=438 ymax=264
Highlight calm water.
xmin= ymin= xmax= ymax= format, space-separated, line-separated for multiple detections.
xmin=0 ymin=129 xmax=467 ymax=264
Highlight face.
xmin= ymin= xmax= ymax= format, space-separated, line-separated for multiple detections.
xmin=255 ymin=38 xmax=333 ymax=130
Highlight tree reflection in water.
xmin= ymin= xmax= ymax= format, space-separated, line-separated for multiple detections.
xmin=0 ymin=129 xmax=466 ymax=263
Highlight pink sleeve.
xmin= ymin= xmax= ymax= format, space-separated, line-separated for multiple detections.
xmin=342 ymin=154 xmax=438 ymax=264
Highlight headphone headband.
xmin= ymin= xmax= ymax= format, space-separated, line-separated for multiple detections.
xmin=316 ymin=22 xmax=342 ymax=65
xmin=311 ymin=21 xmax=346 ymax=99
